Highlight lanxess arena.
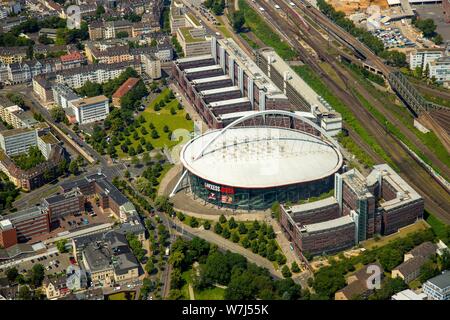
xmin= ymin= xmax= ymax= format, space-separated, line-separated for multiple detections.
xmin=177 ymin=110 xmax=343 ymax=210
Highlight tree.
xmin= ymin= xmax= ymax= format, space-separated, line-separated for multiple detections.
xmin=419 ymin=260 xmax=440 ymax=283
xmin=116 ymin=31 xmax=129 ymax=38
xmin=231 ymin=231 xmax=240 ymax=243
xmin=18 ymin=285 xmax=32 ymax=300
xmin=50 ymin=106 xmax=66 ymax=123
xmin=170 ymin=107 xmax=176 ymax=115
xmin=241 ymin=236 xmax=250 ymax=248
xmin=438 ymin=249 xmax=450 ymax=271
xmin=170 ymin=268 xmax=185 ymax=289
xmin=219 ymin=214 xmax=227 ymax=224
xmin=145 ymin=260 xmax=155 ymax=274
xmin=232 ymin=11 xmax=245 ymax=32
xmin=151 ymin=129 xmax=159 ymax=139
xmin=56 ymin=239 xmax=68 ymax=253
xmin=185 ymin=113 xmax=191 ymax=120
xmin=433 ymin=34 xmax=443 ymax=45
xmin=6 ymin=267 xmax=19 ymax=283
xmin=228 ymin=217 xmax=237 ymax=229
xmin=291 ymin=261 xmax=300 ymax=273
xmin=95 ymin=5 xmax=105 ymax=17
xmin=168 ymin=250 xmax=185 ymax=268
xmin=238 ymin=222 xmax=247 ymax=234
xmin=190 ymin=217 xmax=199 ymax=228
xmin=30 ymin=264 xmax=45 ymax=288
xmin=214 ymin=222 xmax=223 ymax=234
xmin=203 ymin=220 xmax=211 ymax=230
xmin=222 ymin=226 xmax=231 ymax=239
xmin=69 ymin=161 xmax=79 ymax=175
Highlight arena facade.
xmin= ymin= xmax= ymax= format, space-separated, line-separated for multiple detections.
xmin=174 ymin=110 xmax=343 ymax=210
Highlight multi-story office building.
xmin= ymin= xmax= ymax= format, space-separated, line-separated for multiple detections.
xmin=60 ymin=173 xmax=139 ymax=223
xmin=427 ymin=56 xmax=450 ymax=85
xmin=0 ymin=104 xmax=38 ymax=129
xmin=256 ymin=48 xmax=342 ymax=136
xmin=52 ymin=83 xmax=80 ymax=109
xmin=172 ymin=38 xmax=291 ymax=128
xmin=0 ymin=127 xmax=38 ymax=156
xmin=177 ymin=26 xmax=213 ymax=57
xmin=0 ymin=219 xmax=17 ymax=248
xmin=280 ymin=163 xmax=424 ymax=257
xmin=0 ymin=206 xmax=50 ymax=243
xmin=409 ymin=48 xmax=444 ymax=70
xmin=42 ymin=189 xmax=85 ymax=223
xmin=423 ymin=271 xmax=450 ymax=300
xmin=70 ymin=95 xmax=109 ymax=124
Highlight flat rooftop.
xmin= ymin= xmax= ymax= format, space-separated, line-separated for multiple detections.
xmin=192 ymin=75 xmax=230 ymax=85
xmin=218 ymin=38 xmax=286 ymax=100
xmin=181 ymin=127 xmax=343 ymax=188
xmin=209 ymin=97 xmax=250 ymax=108
xmin=200 ymin=86 xmax=240 ymax=96
xmin=176 ymin=54 xmax=214 ymax=64
xmin=259 ymin=49 xmax=334 ymax=114
xmin=0 ymin=127 xmax=35 ymax=137
xmin=184 ymin=64 xmax=222 ymax=74
xmin=71 ymin=95 xmax=108 ymax=108
xmin=374 ymin=164 xmax=422 ymax=210
xmin=302 ymin=215 xmax=354 ymax=234
xmin=217 ymin=110 xmax=257 ymax=120
xmin=287 ymin=197 xmax=338 ymax=214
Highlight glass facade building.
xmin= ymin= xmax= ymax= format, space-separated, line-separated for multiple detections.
xmin=188 ymin=172 xmax=335 ymax=210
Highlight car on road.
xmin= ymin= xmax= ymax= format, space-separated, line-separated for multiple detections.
xmin=259 ymin=7 xmax=265 ymax=11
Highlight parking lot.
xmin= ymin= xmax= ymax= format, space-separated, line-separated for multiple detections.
xmin=0 ymin=251 xmax=72 ymax=278
xmin=372 ymin=27 xmax=416 ymax=49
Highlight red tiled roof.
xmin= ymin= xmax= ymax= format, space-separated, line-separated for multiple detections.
xmin=112 ymin=77 xmax=140 ymax=99
xmin=60 ymin=51 xmax=84 ymax=63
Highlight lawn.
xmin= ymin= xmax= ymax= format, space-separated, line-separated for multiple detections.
xmin=116 ymin=88 xmax=193 ymax=158
xmin=180 ymin=270 xmax=192 ymax=299
xmin=106 ymin=291 xmax=136 ymax=300
xmin=361 ymin=220 xmax=429 ymax=250
xmin=194 ymin=286 xmax=225 ymax=300
xmin=238 ymin=0 xmax=297 ymax=60
xmin=425 ymin=212 xmax=448 ymax=241
xmin=180 ymin=268 xmax=226 ymax=300
xmin=157 ymin=163 xmax=174 ymax=185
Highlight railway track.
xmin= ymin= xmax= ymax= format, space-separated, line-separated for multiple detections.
xmin=249 ymin=0 xmax=450 ymax=222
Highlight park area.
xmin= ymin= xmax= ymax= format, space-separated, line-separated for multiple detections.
xmin=115 ymin=88 xmax=193 ymax=158
xmin=105 ymin=291 xmax=136 ymax=300
xmin=180 ymin=269 xmax=226 ymax=300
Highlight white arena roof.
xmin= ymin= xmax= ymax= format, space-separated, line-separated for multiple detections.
xmin=181 ymin=127 xmax=343 ymax=189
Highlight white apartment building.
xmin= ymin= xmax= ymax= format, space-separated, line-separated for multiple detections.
xmin=427 ymin=57 xmax=450 ymax=85
xmin=409 ymin=49 xmax=444 ymax=70
xmin=70 ymin=95 xmax=109 ymax=124
xmin=55 ymin=62 xmax=137 ymax=88
xmin=141 ymin=54 xmax=162 ymax=79
xmin=52 ymin=83 xmax=80 ymax=109
xmin=0 ymin=127 xmax=38 ymax=156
